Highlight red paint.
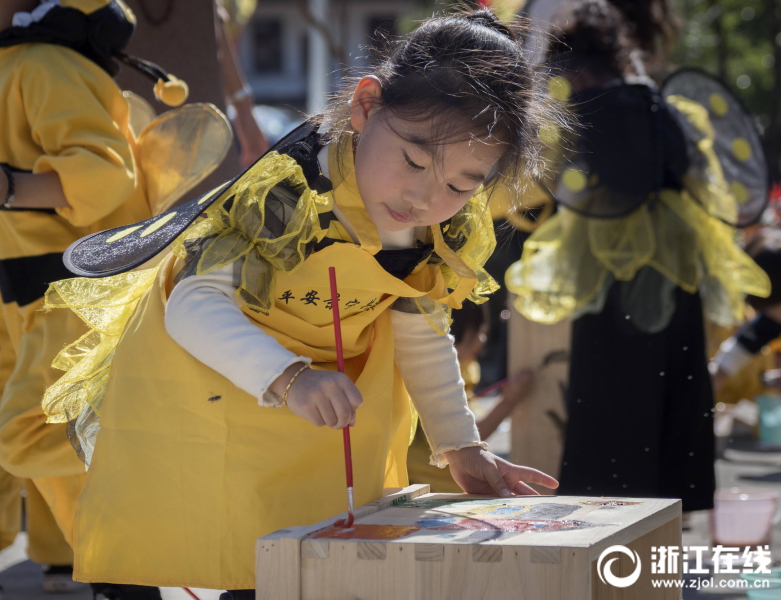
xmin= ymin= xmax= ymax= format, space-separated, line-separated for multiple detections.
xmin=329 ymin=267 xmax=354 ymax=528
xmin=313 ymin=524 xmax=421 ymax=541
xmin=433 ymin=519 xmax=588 ymax=532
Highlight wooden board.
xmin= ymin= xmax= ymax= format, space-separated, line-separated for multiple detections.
xmin=257 ymin=485 xmax=682 ymax=600
xmin=508 ymin=306 xmax=570 ymax=485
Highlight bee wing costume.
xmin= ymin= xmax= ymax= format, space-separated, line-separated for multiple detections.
xmin=507 ymin=70 xmax=770 ymax=328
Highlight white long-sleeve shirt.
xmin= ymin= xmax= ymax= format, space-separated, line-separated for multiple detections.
xmin=164 ymin=146 xmax=485 ymax=466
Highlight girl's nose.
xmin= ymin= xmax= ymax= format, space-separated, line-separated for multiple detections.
xmin=404 ymin=187 xmax=433 ymax=211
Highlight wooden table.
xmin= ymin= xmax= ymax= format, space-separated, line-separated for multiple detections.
xmin=257 ymin=485 xmax=682 ymax=599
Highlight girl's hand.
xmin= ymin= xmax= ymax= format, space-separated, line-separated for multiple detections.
xmin=445 ymin=446 xmax=559 ymax=497
xmin=271 ymin=364 xmax=363 ymax=429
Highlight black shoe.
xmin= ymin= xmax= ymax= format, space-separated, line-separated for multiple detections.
xmin=42 ymin=564 xmax=83 ymax=594
xmin=90 ymin=583 xmax=163 ymax=600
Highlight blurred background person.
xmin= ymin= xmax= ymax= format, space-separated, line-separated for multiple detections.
xmin=505 ymin=0 xmax=769 ymax=513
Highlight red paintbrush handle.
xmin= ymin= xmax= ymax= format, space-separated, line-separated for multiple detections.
xmin=343 ymin=427 xmax=353 ymax=487
xmin=329 ymin=267 xmax=354 ymax=492
xmin=328 ymin=267 xmax=345 ymax=374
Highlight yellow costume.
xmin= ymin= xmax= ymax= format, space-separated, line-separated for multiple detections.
xmin=0 ymin=0 xmax=230 ymax=558
xmin=43 ymin=130 xmax=495 ymax=588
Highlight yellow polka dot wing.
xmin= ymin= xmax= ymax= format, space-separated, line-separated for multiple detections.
xmin=662 ymin=68 xmax=768 ymax=227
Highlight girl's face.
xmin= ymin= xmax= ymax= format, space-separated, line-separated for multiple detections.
xmin=350 ymin=77 xmax=505 ymax=232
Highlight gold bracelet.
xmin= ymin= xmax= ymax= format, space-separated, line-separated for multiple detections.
xmin=281 ymin=364 xmax=310 ymax=407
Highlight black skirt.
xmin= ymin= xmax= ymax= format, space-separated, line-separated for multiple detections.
xmin=558 ymin=282 xmax=716 ymax=512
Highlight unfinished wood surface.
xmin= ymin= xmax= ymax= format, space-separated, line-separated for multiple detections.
xmin=256 ymin=485 xmax=430 ymax=600
xmin=299 ymin=541 xmax=593 ymax=600
xmin=256 ymin=537 xmax=300 ymax=600
xmin=258 ymin=489 xmax=682 ymax=600
xmin=508 ymin=306 xmax=571 ymax=485
xmin=592 ymin=516 xmax=682 ymax=600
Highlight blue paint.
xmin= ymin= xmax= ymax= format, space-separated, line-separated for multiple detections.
xmin=416 ymin=517 xmax=457 ymax=527
xmin=487 ymin=506 xmax=525 ymax=516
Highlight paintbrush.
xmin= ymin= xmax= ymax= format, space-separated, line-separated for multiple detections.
xmin=329 ymin=267 xmax=355 ymax=528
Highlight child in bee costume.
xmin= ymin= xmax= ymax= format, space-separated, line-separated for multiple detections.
xmin=0 ymin=0 xmax=231 ymax=593
xmin=41 ymin=10 xmax=563 ymax=595
xmin=506 ymin=0 xmax=770 ymax=512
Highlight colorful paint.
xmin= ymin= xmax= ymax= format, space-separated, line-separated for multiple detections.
xmin=459 ymin=504 xmax=531 ymax=519
xmin=427 ymin=518 xmax=591 ymax=533
xmin=308 ymin=500 xmax=596 ymax=541
xmin=313 ymin=524 xmax=420 ymax=541
xmin=518 ymin=503 xmax=580 ymax=520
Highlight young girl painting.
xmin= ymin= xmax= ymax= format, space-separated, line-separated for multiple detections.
xmin=43 ymin=7 xmax=561 ymax=596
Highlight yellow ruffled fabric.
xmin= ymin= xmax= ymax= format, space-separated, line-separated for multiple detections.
xmin=43 ymin=268 xmax=159 ymax=424
xmin=507 ymin=97 xmax=770 ymax=326
xmin=172 ymin=151 xmax=329 ymax=314
xmin=441 ymin=193 xmax=499 ymax=305
xmin=412 ymin=193 xmax=498 ymax=335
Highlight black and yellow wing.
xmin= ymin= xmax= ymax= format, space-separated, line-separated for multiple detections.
xmin=661 ymin=68 xmax=768 ymax=227
xmin=63 ymin=121 xmax=317 ymax=277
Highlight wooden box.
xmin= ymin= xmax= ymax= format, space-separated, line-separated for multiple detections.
xmin=257 ymin=485 xmax=682 ymax=599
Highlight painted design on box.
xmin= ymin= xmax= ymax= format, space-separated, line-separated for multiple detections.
xmin=425 ymin=518 xmax=590 ymax=533
xmin=308 ymin=500 xmax=596 ymax=541
xmin=313 ymin=524 xmax=421 ymax=540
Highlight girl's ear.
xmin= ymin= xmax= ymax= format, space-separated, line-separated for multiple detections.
xmin=350 ymin=76 xmax=383 ymax=133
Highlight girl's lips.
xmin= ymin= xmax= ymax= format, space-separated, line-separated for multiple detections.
xmin=387 ymin=205 xmax=413 ymax=223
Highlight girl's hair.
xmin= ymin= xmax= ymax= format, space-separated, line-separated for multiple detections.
xmin=606 ymin=0 xmax=680 ymax=64
xmin=549 ymin=0 xmax=679 ymax=77
xmin=548 ymin=0 xmax=635 ymax=78
xmin=319 ymin=7 xmax=566 ymax=195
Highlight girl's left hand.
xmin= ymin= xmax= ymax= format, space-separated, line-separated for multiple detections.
xmin=445 ymin=446 xmax=559 ymax=497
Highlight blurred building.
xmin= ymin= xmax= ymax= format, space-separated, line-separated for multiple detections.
xmin=238 ymin=0 xmax=416 ymax=112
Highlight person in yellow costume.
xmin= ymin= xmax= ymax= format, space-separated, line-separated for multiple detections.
xmin=0 ymin=1 xmax=231 ymax=598
xmin=42 ymin=8 xmax=563 ymax=598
